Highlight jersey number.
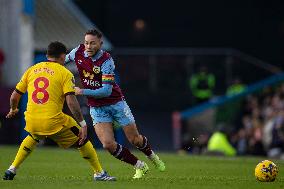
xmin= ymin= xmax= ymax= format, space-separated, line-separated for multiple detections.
xmin=32 ymin=77 xmax=49 ymax=104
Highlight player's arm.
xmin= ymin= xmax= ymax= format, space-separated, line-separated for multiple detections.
xmin=75 ymin=58 xmax=115 ymax=98
xmin=65 ymin=94 xmax=87 ymax=145
xmin=6 ymin=69 xmax=29 ymax=118
xmin=75 ymin=84 xmax=112 ymax=98
xmin=65 ymin=94 xmax=85 ymax=123
xmin=65 ymin=45 xmax=79 ymax=65
xmin=6 ymin=90 xmax=22 ymax=118
xmin=63 ymin=73 xmax=87 ymax=145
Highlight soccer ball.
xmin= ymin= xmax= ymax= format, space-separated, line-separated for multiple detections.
xmin=255 ymin=160 xmax=279 ymax=182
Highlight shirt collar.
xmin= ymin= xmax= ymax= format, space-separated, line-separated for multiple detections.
xmin=84 ymin=49 xmax=103 ymax=61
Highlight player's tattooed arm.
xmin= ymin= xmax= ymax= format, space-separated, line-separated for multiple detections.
xmin=65 ymin=94 xmax=87 ymax=145
xmin=65 ymin=94 xmax=84 ymax=122
xmin=6 ymin=90 xmax=22 ymax=118
xmin=10 ymin=90 xmax=21 ymax=109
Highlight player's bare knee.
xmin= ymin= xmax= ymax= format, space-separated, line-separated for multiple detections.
xmin=129 ymin=135 xmax=142 ymax=146
xmin=102 ymin=141 xmax=116 ymax=152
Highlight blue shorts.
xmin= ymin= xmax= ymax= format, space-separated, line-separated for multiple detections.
xmin=90 ymin=100 xmax=135 ymax=127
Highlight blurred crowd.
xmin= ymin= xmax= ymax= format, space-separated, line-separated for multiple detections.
xmin=182 ymin=81 xmax=284 ymax=158
xmin=231 ymin=84 xmax=284 ymax=158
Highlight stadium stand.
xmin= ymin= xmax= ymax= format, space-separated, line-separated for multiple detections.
xmin=34 ymin=0 xmax=112 ymax=51
xmin=174 ymin=73 xmax=284 ymax=157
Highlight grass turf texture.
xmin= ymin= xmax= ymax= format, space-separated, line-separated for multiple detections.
xmin=0 ymin=145 xmax=283 ymax=189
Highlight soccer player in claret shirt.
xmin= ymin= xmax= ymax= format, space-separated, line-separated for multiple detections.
xmin=3 ymin=41 xmax=116 ymax=181
xmin=65 ymin=29 xmax=166 ymax=179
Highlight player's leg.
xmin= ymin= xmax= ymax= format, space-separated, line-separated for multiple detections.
xmin=91 ymin=106 xmax=148 ymax=178
xmin=50 ymin=115 xmax=115 ymax=181
xmin=113 ymin=100 xmax=165 ymax=173
xmin=91 ymin=106 xmax=136 ymax=165
xmin=94 ymin=122 xmax=141 ymax=166
xmin=123 ymin=124 xmax=165 ymax=172
xmin=105 ymin=101 xmax=148 ymax=178
xmin=3 ymin=134 xmax=39 ymax=180
xmin=73 ymin=128 xmax=116 ymax=181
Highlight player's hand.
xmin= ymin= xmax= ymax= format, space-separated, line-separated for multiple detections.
xmin=75 ymin=87 xmax=83 ymax=95
xmin=6 ymin=108 xmax=19 ymax=118
xmin=78 ymin=125 xmax=87 ymax=145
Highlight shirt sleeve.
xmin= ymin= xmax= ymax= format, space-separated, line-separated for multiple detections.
xmin=63 ymin=71 xmax=76 ymax=95
xmin=65 ymin=45 xmax=80 ymax=64
xmin=101 ymin=58 xmax=115 ymax=85
xmin=15 ymin=69 xmax=30 ymax=94
xmin=82 ymin=84 xmax=112 ymax=98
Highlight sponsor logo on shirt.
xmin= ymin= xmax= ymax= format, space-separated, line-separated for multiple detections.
xmin=83 ymin=70 xmax=94 ymax=80
xmin=83 ymin=79 xmax=100 ymax=87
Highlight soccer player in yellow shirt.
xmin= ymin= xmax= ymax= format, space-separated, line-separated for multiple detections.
xmin=3 ymin=41 xmax=116 ymax=181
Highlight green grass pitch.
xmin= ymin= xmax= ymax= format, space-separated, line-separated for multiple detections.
xmin=0 ymin=145 xmax=283 ymax=189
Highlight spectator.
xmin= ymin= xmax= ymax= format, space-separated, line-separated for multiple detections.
xmin=189 ymin=66 xmax=215 ymax=104
xmin=207 ymin=124 xmax=236 ymax=156
xmin=233 ymin=84 xmax=284 ymax=157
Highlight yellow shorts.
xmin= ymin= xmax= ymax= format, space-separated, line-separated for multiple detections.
xmin=29 ymin=117 xmax=81 ymax=149
xmin=25 ymin=113 xmax=78 ymax=136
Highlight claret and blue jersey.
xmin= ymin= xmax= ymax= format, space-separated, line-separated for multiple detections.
xmin=65 ymin=45 xmax=135 ymax=126
xmin=65 ymin=44 xmax=124 ymax=107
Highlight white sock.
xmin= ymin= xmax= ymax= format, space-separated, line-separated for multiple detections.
xmin=148 ymin=152 xmax=157 ymax=160
xmin=134 ymin=160 xmax=144 ymax=169
xmin=8 ymin=165 xmax=16 ymax=174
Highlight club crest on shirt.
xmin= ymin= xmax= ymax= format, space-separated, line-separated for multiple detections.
xmin=93 ymin=66 xmax=100 ymax=74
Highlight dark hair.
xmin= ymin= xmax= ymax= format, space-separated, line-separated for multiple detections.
xmin=85 ymin=29 xmax=103 ymax=38
xmin=47 ymin=41 xmax=67 ymax=58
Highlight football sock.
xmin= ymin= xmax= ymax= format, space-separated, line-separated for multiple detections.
xmin=134 ymin=160 xmax=145 ymax=169
xmin=78 ymin=141 xmax=103 ymax=173
xmin=136 ymin=136 xmax=153 ymax=157
xmin=11 ymin=135 xmax=38 ymax=169
xmin=111 ymin=144 xmax=138 ymax=166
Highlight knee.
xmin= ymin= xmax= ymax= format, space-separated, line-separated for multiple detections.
xmin=129 ymin=134 xmax=142 ymax=147
xmin=102 ymin=140 xmax=116 ymax=152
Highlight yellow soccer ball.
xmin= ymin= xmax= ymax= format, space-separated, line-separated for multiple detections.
xmin=255 ymin=160 xmax=279 ymax=182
